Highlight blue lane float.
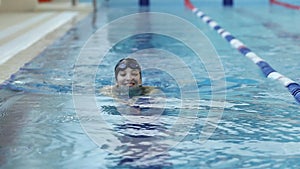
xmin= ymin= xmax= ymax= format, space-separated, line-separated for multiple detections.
xmin=184 ymin=0 xmax=300 ymax=104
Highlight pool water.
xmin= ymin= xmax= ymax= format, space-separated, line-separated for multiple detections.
xmin=1 ymin=0 xmax=300 ymax=168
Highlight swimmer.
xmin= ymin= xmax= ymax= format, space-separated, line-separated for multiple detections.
xmin=100 ymin=58 xmax=159 ymax=98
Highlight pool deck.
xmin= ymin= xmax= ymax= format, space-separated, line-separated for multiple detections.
xmin=0 ymin=1 xmax=93 ymax=84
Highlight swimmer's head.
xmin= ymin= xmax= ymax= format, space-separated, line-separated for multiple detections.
xmin=114 ymin=58 xmax=142 ymax=87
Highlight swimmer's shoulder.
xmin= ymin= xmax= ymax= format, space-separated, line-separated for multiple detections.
xmin=100 ymin=85 xmax=161 ymax=97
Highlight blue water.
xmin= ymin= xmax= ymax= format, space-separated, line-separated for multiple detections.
xmin=1 ymin=0 xmax=300 ymax=168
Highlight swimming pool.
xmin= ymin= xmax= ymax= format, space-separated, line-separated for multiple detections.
xmin=1 ymin=0 xmax=300 ymax=168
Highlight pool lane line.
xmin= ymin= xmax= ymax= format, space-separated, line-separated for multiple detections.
xmin=270 ymin=0 xmax=300 ymax=10
xmin=184 ymin=0 xmax=300 ymax=104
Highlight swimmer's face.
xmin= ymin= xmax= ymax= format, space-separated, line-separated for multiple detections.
xmin=116 ymin=68 xmax=142 ymax=87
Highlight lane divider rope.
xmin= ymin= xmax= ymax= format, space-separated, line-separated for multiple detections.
xmin=184 ymin=0 xmax=300 ymax=103
xmin=270 ymin=0 xmax=300 ymax=10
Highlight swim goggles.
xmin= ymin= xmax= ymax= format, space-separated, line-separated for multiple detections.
xmin=117 ymin=62 xmax=140 ymax=70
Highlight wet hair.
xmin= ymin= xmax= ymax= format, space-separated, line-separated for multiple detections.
xmin=114 ymin=58 xmax=142 ymax=81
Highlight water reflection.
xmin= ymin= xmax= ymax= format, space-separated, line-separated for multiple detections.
xmin=96 ymin=91 xmax=201 ymax=168
xmin=109 ymin=109 xmax=173 ymax=168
